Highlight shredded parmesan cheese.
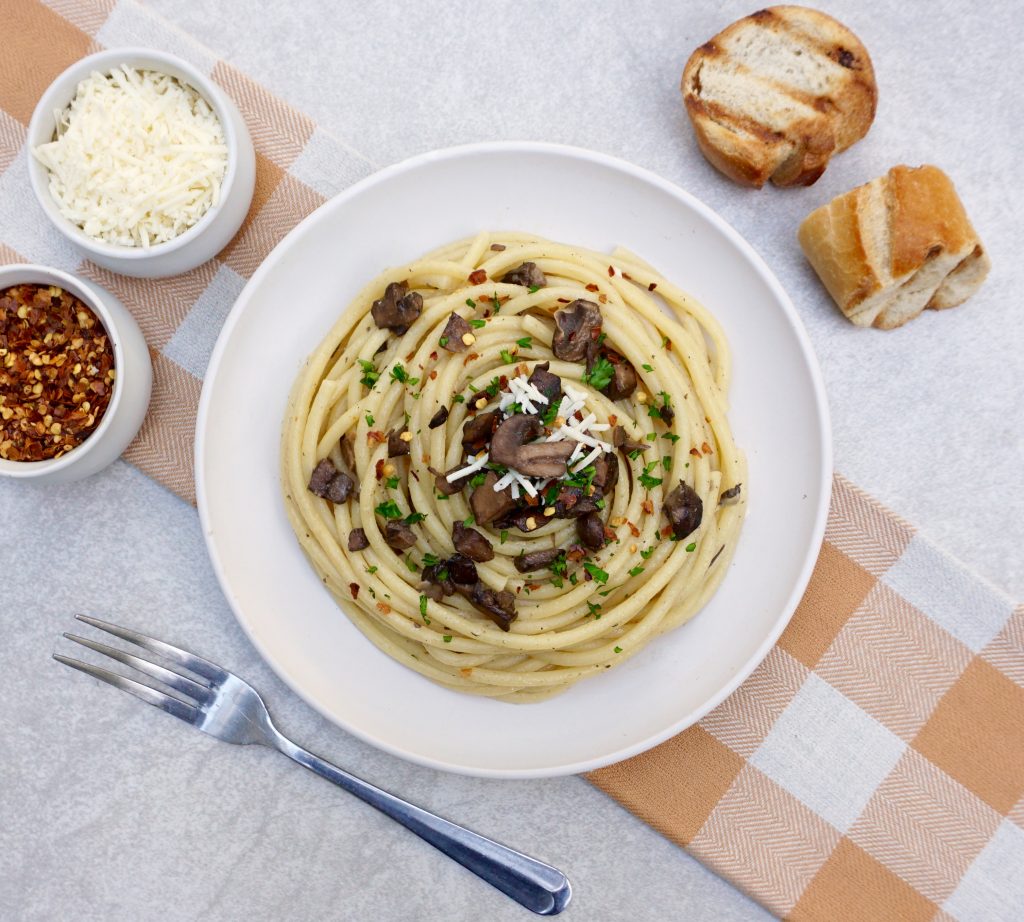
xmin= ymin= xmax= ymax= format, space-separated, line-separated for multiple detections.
xmin=33 ymin=65 xmax=228 ymax=248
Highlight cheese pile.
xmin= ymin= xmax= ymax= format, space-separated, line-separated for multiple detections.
xmin=33 ymin=65 xmax=228 ymax=248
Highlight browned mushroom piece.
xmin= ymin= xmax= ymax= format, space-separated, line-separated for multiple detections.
xmin=501 ymin=262 xmax=546 ymax=289
xmin=604 ymin=357 xmax=637 ymax=400
xmin=577 ymin=511 xmax=606 ymax=550
xmin=552 ymin=299 xmax=602 ymax=361
xmin=490 ymin=415 xmax=574 ymax=478
xmin=384 ymin=519 xmax=417 ymax=550
xmin=469 ymin=471 xmax=517 ymax=525
xmin=421 ymin=582 xmax=446 ymax=602
xmin=513 ymin=548 xmax=564 ymax=573
xmin=658 ymin=404 xmax=675 ymax=425
xmin=428 ymin=406 xmax=449 ymax=429
xmin=468 ymin=582 xmax=518 ymax=631
xmin=526 ymin=361 xmax=562 ymax=405
xmin=447 ymin=553 xmax=479 ymax=586
xmin=720 ymin=483 xmax=742 ymax=504
xmin=495 ymin=507 xmax=546 ymax=533
xmin=461 ymin=409 xmax=500 ymax=452
xmin=435 ymin=468 xmax=468 ymax=496
xmin=308 ymin=458 xmax=354 ymax=503
xmin=347 ymin=528 xmax=369 ymax=551
xmin=440 ymin=312 xmax=472 ymax=352
xmin=552 ymin=485 xmax=600 ymax=519
xmin=387 ymin=430 xmax=411 ymax=457
xmin=371 ymin=281 xmax=422 ymax=334
xmin=339 ymin=435 xmax=357 ymax=471
xmin=452 ymin=521 xmax=495 ymax=562
xmin=611 ymin=424 xmax=648 ymax=456
xmin=422 ymin=562 xmax=455 ymax=597
xmin=591 ymin=453 xmax=619 ymax=493
xmin=665 ymin=481 xmax=703 ymax=540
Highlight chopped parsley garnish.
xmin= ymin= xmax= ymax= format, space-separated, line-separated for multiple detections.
xmin=661 ymin=335 xmax=670 ymax=349
xmin=645 ymin=433 xmax=658 ymax=442
xmin=358 ymin=359 xmax=380 ymax=388
xmin=549 ymin=555 xmax=568 ymax=579
xmin=418 ymin=595 xmax=429 ymax=622
xmin=541 ymin=401 xmax=560 ymax=425
xmin=390 ymin=363 xmax=419 ymax=385
xmin=551 ymin=577 xmax=564 ymax=588
xmin=443 ymin=635 xmax=452 ymax=643
xmin=569 ymin=572 xmax=578 ymax=585
xmin=375 ymin=500 xmax=402 ymax=519
xmin=640 ymin=547 xmax=654 ymax=560
xmin=528 ymin=285 xmax=540 ymax=293
xmin=405 ymin=555 xmax=418 ymax=572
xmin=583 ymin=561 xmax=609 ymax=584
xmin=582 ymin=356 xmax=615 ymax=391
xmin=638 ymin=462 xmax=663 ymax=490
xmin=614 ymin=646 xmax=623 ymax=654
xmin=686 ymin=542 xmax=697 ymax=552
xmin=453 ymin=394 xmax=465 ymax=403
xmin=469 ymin=318 xmax=486 ymax=329
xmin=469 ymin=472 xmax=487 ymax=488
xmin=662 ymin=457 xmax=672 ymax=471
xmin=587 ymin=601 xmax=602 ymax=617
xmin=500 ymin=530 xmax=509 ymax=544
xmin=516 ymin=336 xmax=532 ymax=348
xmin=422 ymin=553 xmax=440 ymax=567
xmin=404 ymin=511 xmax=427 ymax=525
xmin=465 ymin=298 xmax=476 ymax=308
xmin=628 ymin=448 xmax=644 ymax=460
xmin=439 ymin=336 xmax=449 ymax=347
xmin=463 ymin=514 xmax=475 ymax=526
xmin=629 ymin=566 xmax=645 ymax=577
xmin=365 ymin=412 xmax=374 ymax=426
xmin=500 ymin=349 xmax=514 ymax=364
xmin=484 ymin=376 xmax=501 ymax=397
xmin=385 ymin=476 xmax=399 ymax=489
xmin=492 ymin=290 xmax=501 ymax=313
xmin=662 ymin=432 xmax=681 ymax=443
xmin=642 ymin=363 xmax=654 ymax=372
xmin=365 ymin=565 xmax=378 ymax=574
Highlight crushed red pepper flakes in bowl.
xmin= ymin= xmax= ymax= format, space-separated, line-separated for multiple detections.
xmin=0 ymin=283 xmax=115 ymax=461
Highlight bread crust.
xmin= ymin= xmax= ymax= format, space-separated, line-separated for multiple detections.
xmin=798 ymin=165 xmax=991 ymax=329
xmin=681 ymin=6 xmax=877 ymax=188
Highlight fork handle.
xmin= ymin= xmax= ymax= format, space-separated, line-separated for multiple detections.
xmin=274 ymin=738 xmax=571 ymax=915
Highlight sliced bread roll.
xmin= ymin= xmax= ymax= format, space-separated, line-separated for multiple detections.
xmin=798 ymin=165 xmax=991 ymax=329
xmin=681 ymin=6 xmax=877 ymax=187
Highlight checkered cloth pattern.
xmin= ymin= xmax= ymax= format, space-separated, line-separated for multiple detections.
xmin=2 ymin=2 xmax=1021 ymax=919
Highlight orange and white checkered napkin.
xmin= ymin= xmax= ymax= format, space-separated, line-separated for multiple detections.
xmin=2 ymin=2 xmax=1021 ymax=919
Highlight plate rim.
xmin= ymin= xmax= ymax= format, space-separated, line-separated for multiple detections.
xmin=196 ymin=140 xmax=833 ymax=778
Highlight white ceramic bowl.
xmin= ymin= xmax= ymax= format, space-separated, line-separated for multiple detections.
xmin=27 ymin=48 xmax=256 ymax=279
xmin=0 ymin=264 xmax=152 ymax=483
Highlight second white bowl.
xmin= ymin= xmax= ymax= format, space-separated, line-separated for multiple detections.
xmin=27 ymin=48 xmax=256 ymax=279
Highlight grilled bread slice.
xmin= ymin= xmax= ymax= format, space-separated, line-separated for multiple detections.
xmin=681 ymin=6 xmax=877 ymax=187
xmin=798 ymin=165 xmax=991 ymax=329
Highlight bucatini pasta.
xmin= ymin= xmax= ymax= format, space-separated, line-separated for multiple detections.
xmin=282 ymin=232 xmax=746 ymax=702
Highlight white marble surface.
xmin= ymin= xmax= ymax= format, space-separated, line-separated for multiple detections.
xmin=3 ymin=1 xmax=1021 ymax=919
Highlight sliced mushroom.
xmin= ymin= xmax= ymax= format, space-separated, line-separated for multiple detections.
xmin=502 ymin=262 xmax=546 ymax=288
xmin=514 ymin=548 xmax=564 ymax=573
xmin=421 ymin=582 xmax=446 ymax=602
xmin=490 ymin=415 xmax=574 ymax=478
xmin=470 ymin=471 xmax=517 ymax=525
xmin=665 ymin=482 xmax=703 ymax=540
xmin=577 ymin=511 xmax=606 ymax=550
xmin=440 ymin=312 xmax=472 ymax=352
xmin=592 ymin=453 xmax=619 ymax=493
xmin=527 ymin=361 xmax=562 ymax=405
xmin=371 ymin=281 xmax=422 ymax=334
xmin=611 ymin=425 xmax=648 ymax=456
xmin=720 ymin=483 xmax=742 ymax=504
xmin=552 ymin=299 xmax=602 ymax=362
xmin=435 ymin=468 xmax=468 ymax=496
xmin=468 ymin=582 xmax=518 ymax=631
xmin=552 ymin=485 xmax=600 ymax=519
xmin=604 ymin=357 xmax=637 ymax=400
xmin=308 ymin=458 xmax=354 ymax=503
xmin=447 ymin=553 xmax=478 ymax=586
xmin=387 ymin=430 xmax=411 ymax=458
xmin=428 ymin=406 xmax=449 ymax=429
xmin=384 ymin=519 xmax=417 ymax=551
xmin=339 ymin=435 xmax=357 ymax=472
xmin=347 ymin=528 xmax=369 ymax=551
xmin=495 ymin=507 xmax=545 ymax=533
xmin=461 ymin=410 xmax=500 ymax=452
xmin=421 ymin=562 xmax=455 ymax=597
xmin=658 ymin=404 xmax=675 ymax=425
xmin=452 ymin=521 xmax=494 ymax=562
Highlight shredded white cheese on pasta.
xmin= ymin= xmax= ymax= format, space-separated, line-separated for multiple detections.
xmin=33 ymin=65 xmax=228 ymax=248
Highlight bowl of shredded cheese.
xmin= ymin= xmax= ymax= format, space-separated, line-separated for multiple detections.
xmin=28 ymin=48 xmax=255 ymax=279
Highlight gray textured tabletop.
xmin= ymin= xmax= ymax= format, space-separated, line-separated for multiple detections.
xmin=3 ymin=1 xmax=1021 ymax=920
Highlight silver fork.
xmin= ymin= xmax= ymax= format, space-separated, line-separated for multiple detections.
xmin=54 ymin=615 xmax=572 ymax=916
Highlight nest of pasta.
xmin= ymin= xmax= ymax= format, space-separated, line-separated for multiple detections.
xmin=282 ymin=232 xmax=745 ymax=702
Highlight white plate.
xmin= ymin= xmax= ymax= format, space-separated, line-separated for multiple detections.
xmin=196 ymin=142 xmax=831 ymax=778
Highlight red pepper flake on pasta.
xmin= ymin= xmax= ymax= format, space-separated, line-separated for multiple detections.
xmin=468 ymin=269 xmax=487 ymax=285
xmin=585 ymin=283 xmax=599 ymax=292
xmin=349 ymin=583 xmax=360 ymax=599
